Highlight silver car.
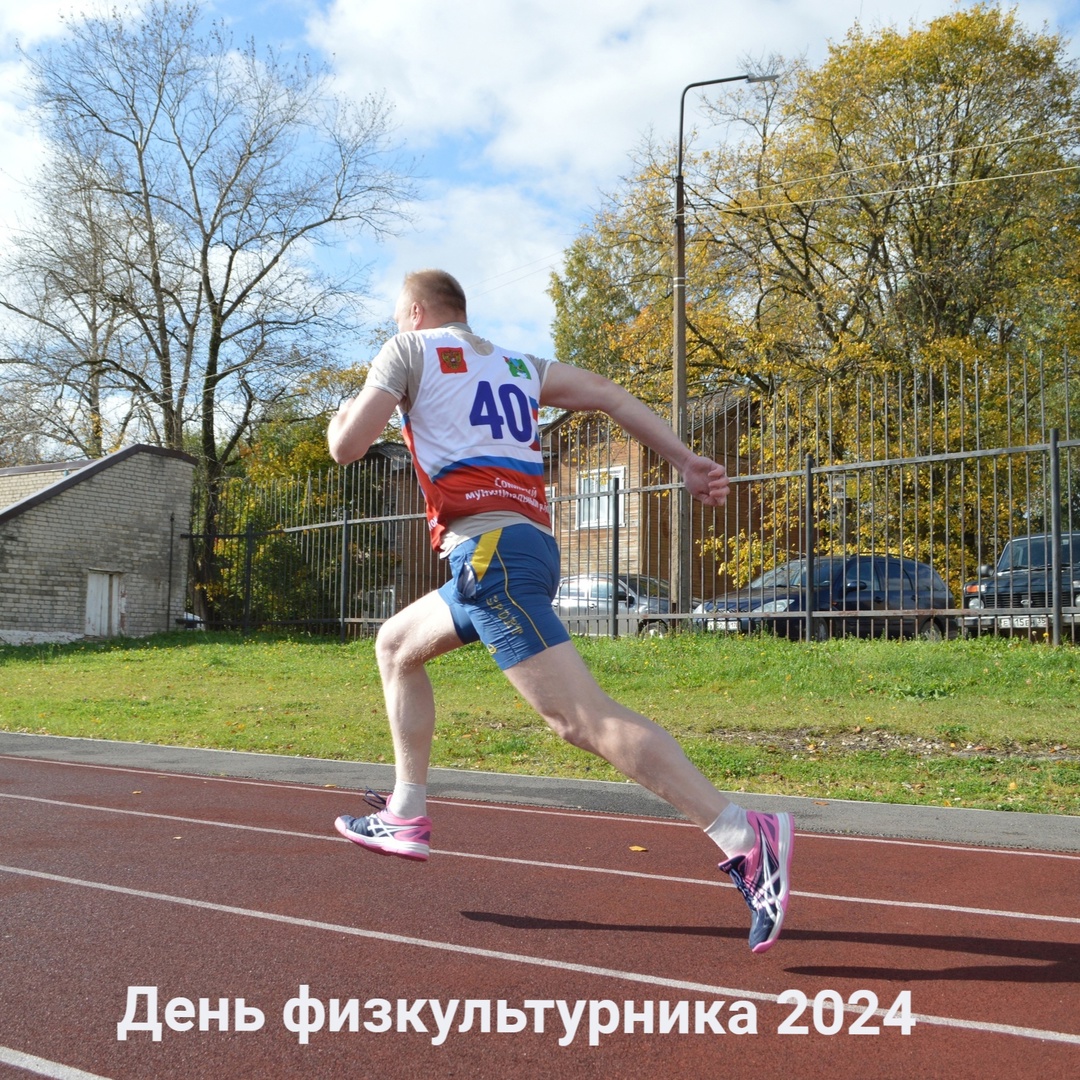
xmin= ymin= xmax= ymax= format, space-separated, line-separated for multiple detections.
xmin=552 ymin=574 xmax=672 ymax=636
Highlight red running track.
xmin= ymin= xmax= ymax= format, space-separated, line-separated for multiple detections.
xmin=1 ymin=753 xmax=1078 ymax=1080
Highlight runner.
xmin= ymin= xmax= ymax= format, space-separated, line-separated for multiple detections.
xmin=327 ymin=269 xmax=793 ymax=953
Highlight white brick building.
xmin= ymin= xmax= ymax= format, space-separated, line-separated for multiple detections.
xmin=0 ymin=445 xmax=196 ymax=644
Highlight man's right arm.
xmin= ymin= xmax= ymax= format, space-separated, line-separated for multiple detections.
xmin=327 ymin=386 xmax=401 ymax=465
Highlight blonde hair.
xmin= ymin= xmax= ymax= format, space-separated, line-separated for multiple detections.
xmin=402 ymin=269 xmax=467 ymax=319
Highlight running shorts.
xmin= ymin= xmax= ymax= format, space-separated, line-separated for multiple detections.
xmin=438 ymin=523 xmax=570 ymax=670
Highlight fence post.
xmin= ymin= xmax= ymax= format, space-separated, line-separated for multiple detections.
xmin=166 ymin=512 xmax=175 ymax=633
xmin=610 ymin=477 xmax=620 ymax=638
xmin=339 ymin=513 xmax=351 ymax=644
xmin=1050 ymin=428 xmax=1062 ymax=647
xmin=242 ymin=520 xmax=254 ymax=634
xmin=804 ymin=455 xmax=816 ymax=642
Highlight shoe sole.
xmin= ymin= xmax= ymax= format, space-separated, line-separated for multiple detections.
xmin=751 ymin=813 xmax=794 ymax=954
xmin=334 ymin=816 xmax=430 ymax=861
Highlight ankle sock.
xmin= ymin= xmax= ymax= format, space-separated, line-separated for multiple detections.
xmin=388 ymin=781 xmax=427 ymax=820
xmin=705 ymin=802 xmax=755 ymax=859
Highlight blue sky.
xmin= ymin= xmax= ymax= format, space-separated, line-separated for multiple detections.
xmin=3 ymin=0 xmax=1080 ymax=361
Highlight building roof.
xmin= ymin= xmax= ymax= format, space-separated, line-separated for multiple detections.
xmin=0 ymin=444 xmax=196 ymax=527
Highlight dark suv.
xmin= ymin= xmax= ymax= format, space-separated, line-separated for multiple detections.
xmin=693 ymin=553 xmax=955 ymax=640
xmin=962 ymin=532 xmax=1080 ymax=639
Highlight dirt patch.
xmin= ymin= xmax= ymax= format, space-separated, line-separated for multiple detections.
xmin=708 ymin=726 xmax=1079 ymax=762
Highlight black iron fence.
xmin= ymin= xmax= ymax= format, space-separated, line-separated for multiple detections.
xmin=187 ymin=352 xmax=1080 ymax=643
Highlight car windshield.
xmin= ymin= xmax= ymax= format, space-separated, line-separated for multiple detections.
xmin=999 ymin=534 xmax=1080 ymax=571
xmin=622 ymin=575 xmax=668 ymax=599
xmin=748 ymin=558 xmax=845 ymax=589
xmin=748 ymin=561 xmax=805 ymax=589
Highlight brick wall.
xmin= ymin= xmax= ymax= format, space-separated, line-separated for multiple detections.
xmin=0 ymin=447 xmax=195 ymax=643
xmin=0 ymin=461 xmax=90 ymax=510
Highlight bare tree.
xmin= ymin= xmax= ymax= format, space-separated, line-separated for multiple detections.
xmin=2 ymin=0 xmax=413 ymax=616
xmin=4 ymin=0 xmax=412 ymax=478
xmin=1 ymin=142 xmax=147 ymax=458
xmin=0 ymin=374 xmax=47 ymax=466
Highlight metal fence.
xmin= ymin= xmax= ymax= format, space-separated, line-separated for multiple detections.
xmin=187 ymin=351 xmax=1080 ymax=643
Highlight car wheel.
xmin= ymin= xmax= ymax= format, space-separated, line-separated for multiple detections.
xmin=918 ymin=618 xmax=944 ymax=642
xmin=639 ymin=619 xmax=670 ymax=638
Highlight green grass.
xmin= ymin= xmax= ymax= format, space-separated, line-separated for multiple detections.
xmin=1 ymin=630 xmax=1077 ymax=815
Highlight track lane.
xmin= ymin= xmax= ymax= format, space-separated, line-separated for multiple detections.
xmin=1 ymin=755 xmax=1078 ymax=1079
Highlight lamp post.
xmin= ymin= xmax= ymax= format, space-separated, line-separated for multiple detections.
xmin=671 ymin=72 xmax=777 ymax=622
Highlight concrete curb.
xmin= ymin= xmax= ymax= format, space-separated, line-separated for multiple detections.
xmin=1 ymin=730 xmax=1077 ymax=852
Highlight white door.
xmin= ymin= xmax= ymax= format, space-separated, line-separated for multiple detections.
xmin=85 ymin=571 xmax=122 ymax=636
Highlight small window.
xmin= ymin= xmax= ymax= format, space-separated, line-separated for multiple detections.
xmin=576 ymin=467 xmax=626 ymax=529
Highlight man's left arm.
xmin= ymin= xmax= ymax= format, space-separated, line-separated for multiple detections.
xmin=539 ymin=364 xmax=730 ymax=507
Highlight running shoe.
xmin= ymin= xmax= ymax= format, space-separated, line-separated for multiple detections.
xmin=718 ymin=811 xmax=793 ymax=954
xmin=335 ymin=792 xmax=431 ymax=861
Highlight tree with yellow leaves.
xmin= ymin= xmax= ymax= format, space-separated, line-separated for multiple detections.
xmin=551 ymin=5 xmax=1080 ymax=591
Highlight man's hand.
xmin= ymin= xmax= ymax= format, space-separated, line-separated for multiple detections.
xmin=683 ymin=453 xmax=730 ymax=506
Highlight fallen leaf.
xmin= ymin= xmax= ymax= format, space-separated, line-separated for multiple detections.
xmin=629 ymin=845 xmax=648 ymax=852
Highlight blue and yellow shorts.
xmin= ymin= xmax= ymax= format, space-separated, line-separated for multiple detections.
xmin=438 ymin=524 xmax=570 ymax=670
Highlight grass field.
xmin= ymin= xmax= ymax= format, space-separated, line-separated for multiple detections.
xmin=1 ymin=630 xmax=1077 ymax=815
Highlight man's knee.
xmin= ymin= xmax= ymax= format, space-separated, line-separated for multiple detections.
xmin=374 ymin=615 xmax=409 ymax=672
xmin=533 ymin=699 xmax=599 ymax=751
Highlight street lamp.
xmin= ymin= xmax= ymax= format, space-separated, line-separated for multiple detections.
xmin=671 ymin=72 xmax=777 ymax=621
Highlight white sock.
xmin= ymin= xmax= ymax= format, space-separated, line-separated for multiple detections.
xmin=705 ymin=802 xmax=755 ymax=859
xmin=388 ymin=781 xmax=427 ymax=820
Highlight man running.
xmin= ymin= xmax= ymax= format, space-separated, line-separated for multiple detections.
xmin=327 ymin=269 xmax=793 ymax=953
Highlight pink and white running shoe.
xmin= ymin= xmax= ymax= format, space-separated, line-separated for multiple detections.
xmin=335 ymin=808 xmax=431 ymax=861
xmin=718 ymin=810 xmax=794 ymax=954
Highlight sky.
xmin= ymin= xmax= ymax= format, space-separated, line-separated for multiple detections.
xmin=1 ymin=0 xmax=1079 ymax=361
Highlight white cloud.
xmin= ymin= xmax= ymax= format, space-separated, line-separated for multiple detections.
xmin=0 ymin=1 xmax=91 ymax=48
xmin=311 ymin=1 xmax=986 ymax=189
xmin=364 ymin=180 xmax=569 ymax=355
xmin=307 ymin=0 xmax=1080 ymax=356
xmin=4 ymin=0 xmax=1080 ymax=367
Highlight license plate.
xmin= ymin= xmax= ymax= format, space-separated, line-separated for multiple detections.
xmin=1006 ymin=615 xmax=1047 ymax=629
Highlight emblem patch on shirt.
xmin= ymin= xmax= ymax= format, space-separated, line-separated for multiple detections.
xmin=438 ymin=347 xmax=468 ymax=373
xmin=504 ymin=356 xmax=531 ymax=379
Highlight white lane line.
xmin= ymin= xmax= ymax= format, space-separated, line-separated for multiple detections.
xmin=3 ymin=792 xmax=1079 ymax=926
xmin=3 ymin=752 xmax=1079 ymax=860
xmin=0 ymin=1045 xmax=112 ymax=1080
xmin=1 ymin=863 xmax=1078 ymax=1046
xmin=809 ymin=832 xmax=1080 ymax=861
xmin=0 ymin=754 xmax=692 ymax=826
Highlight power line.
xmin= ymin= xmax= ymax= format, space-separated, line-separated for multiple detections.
xmin=466 ymin=254 xmax=566 ymax=299
xmin=702 ymin=121 xmax=1080 ymax=200
xmin=715 ymin=162 xmax=1080 ymax=216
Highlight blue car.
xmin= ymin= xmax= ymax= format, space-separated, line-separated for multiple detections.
xmin=693 ymin=554 xmax=955 ymax=641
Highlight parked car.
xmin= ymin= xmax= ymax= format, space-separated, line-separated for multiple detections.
xmin=552 ymin=574 xmax=673 ymax=636
xmin=962 ymin=532 xmax=1080 ymax=639
xmin=692 ymin=554 xmax=956 ymax=640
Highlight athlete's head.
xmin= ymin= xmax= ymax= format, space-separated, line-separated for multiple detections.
xmin=395 ymin=269 xmax=468 ymax=332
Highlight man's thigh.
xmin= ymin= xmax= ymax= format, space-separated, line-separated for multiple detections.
xmin=378 ymin=589 xmax=464 ymax=664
